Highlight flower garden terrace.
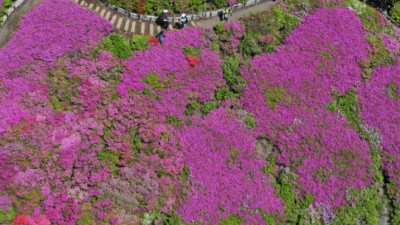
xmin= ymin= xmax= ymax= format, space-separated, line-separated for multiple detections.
xmin=1 ymin=0 xmax=400 ymax=224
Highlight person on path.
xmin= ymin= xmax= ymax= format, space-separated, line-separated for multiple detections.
xmin=178 ymin=13 xmax=188 ymax=28
xmin=156 ymin=9 xmax=170 ymax=29
xmin=219 ymin=6 xmax=232 ymax=21
xmin=156 ymin=30 xmax=165 ymax=44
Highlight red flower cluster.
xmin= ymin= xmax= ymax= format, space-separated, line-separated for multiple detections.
xmin=186 ymin=55 xmax=199 ymax=67
xmin=148 ymin=37 xmax=159 ymax=45
xmin=12 ymin=214 xmax=50 ymax=225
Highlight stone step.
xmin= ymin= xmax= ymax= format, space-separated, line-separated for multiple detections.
xmin=116 ymin=17 xmax=124 ymax=30
xmin=104 ymin=10 xmax=111 ymax=20
xmin=74 ymin=0 xmax=201 ymax=37
xmin=110 ymin=14 xmax=117 ymax=24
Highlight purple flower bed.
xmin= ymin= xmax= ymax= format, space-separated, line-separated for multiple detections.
xmin=177 ymin=108 xmax=283 ymax=223
xmin=0 ymin=0 xmax=111 ymax=133
xmin=117 ymin=29 xmax=224 ymax=117
xmin=358 ymin=63 xmax=400 ymax=197
xmin=1 ymin=0 xmax=400 ymax=223
xmin=241 ymin=6 xmax=373 ymax=209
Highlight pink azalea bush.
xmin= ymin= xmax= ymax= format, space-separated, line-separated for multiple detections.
xmin=1 ymin=0 xmax=400 ymax=223
xmin=117 ymin=37 xmax=224 ymax=116
xmin=357 ymin=64 xmax=400 ymax=197
xmin=177 ymin=108 xmax=283 ymax=223
xmin=241 ymin=6 xmax=373 ymax=209
xmin=0 ymin=0 xmax=111 ymax=133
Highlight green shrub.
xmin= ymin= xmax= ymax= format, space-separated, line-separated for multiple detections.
xmin=219 ymin=215 xmax=244 ymax=225
xmin=333 ymin=186 xmax=385 ymax=225
xmin=243 ymin=113 xmax=257 ymax=129
xmin=102 ymin=34 xmax=132 ymax=59
xmin=215 ymin=86 xmax=236 ymax=100
xmin=142 ymin=73 xmax=166 ymax=90
xmin=184 ymin=46 xmax=202 ymax=56
xmin=221 ymin=56 xmax=246 ymax=94
xmin=166 ymin=116 xmax=184 ymax=127
xmin=326 ymin=89 xmax=361 ymax=132
xmin=366 ymin=35 xmax=394 ymax=68
xmin=211 ymin=0 xmax=227 ymax=8
xmin=215 ymin=56 xmax=246 ymax=100
xmin=201 ymin=101 xmax=217 ymax=115
xmin=184 ymin=100 xmax=201 ymax=115
xmin=130 ymin=35 xmax=149 ymax=51
xmin=0 ymin=208 xmax=15 ymax=224
xmin=214 ymin=23 xmax=224 ymax=35
xmin=238 ymin=32 xmax=262 ymax=58
xmin=105 ymin=0 xmax=225 ymax=15
xmin=390 ymin=2 xmax=400 ymax=24
xmin=263 ymin=85 xmax=291 ymax=108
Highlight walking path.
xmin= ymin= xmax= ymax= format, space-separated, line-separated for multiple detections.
xmin=75 ymin=0 xmax=279 ymax=39
xmin=0 ymin=0 xmax=42 ymax=48
xmin=0 ymin=0 xmax=278 ymax=47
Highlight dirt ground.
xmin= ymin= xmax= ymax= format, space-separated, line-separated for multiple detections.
xmin=0 ymin=0 xmax=42 ymax=48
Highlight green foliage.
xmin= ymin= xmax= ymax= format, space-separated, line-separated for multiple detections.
xmin=391 ymin=200 xmax=400 ymax=225
xmin=243 ymin=113 xmax=257 ymax=129
xmin=184 ymin=46 xmax=202 ymax=57
xmin=332 ymin=186 xmax=385 ymax=225
xmin=358 ymin=58 xmax=372 ymax=79
xmin=228 ymin=148 xmax=239 ymax=162
xmin=182 ymin=165 xmax=190 ymax=180
xmin=102 ymin=34 xmax=132 ymax=59
xmin=1 ymin=0 xmax=12 ymax=17
xmin=327 ymin=89 xmax=361 ymax=132
xmin=210 ymin=42 xmax=221 ymax=52
xmin=47 ymin=65 xmax=81 ymax=112
xmin=76 ymin=207 xmax=95 ymax=225
xmin=166 ymin=116 xmax=184 ymax=127
xmin=387 ymin=81 xmax=400 ymax=100
xmin=366 ymin=35 xmax=395 ymax=68
xmin=258 ymin=209 xmax=277 ymax=225
xmin=107 ymin=0 xmax=219 ymax=15
xmin=240 ymin=5 xmax=299 ymax=54
xmin=142 ymin=73 xmax=166 ymax=90
xmin=0 ymin=208 xmax=15 ymax=224
xmin=184 ymin=100 xmax=201 ymax=116
xmin=214 ymin=23 xmax=224 ymax=35
xmin=264 ymin=85 xmax=291 ymax=108
xmin=238 ymin=32 xmax=262 ymax=58
xmin=390 ymin=2 xmax=400 ymax=24
xmin=215 ymin=55 xmax=246 ymax=101
xmin=142 ymin=86 xmax=157 ymax=99
xmin=144 ymin=210 xmax=184 ymax=225
xmin=272 ymin=6 xmax=299 ymax=36
xmin=273 ymin=169 xmax=314 ymax=223
xmin=201 ymin=102 xmax=217 ymax=115
xmin=131 ymin=35 xmax=149 ymax=51
xmin=90 ymin=48 xmax=100 ymax=60
xmin=215 ymin=86 xmax=236 ymax=100
xmin=210 ymin=0 xmax=227 ymax=8
xmin=97 ymin=147 xmax=120 ymax=176
xmin=219 ymin=215 xmax=244 ymax=225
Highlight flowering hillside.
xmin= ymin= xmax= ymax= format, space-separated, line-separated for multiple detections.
xmin=1 ymin=0 xmax=400 ymax=224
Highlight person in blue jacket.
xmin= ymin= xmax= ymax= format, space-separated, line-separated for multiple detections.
xmin=178 ymin=13 xmax=188 ymax=28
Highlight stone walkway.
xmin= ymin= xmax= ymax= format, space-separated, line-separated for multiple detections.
xmin=74 ymin=0 xmax=200 ymax=38
xmin=75 ymin=0 xmax=279 ymax=38
xmin=0 ymin=0 xmax=278 ymax=47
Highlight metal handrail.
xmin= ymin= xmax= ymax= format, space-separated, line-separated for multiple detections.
xmin=99 ymin=0 xmax=266 ymax=22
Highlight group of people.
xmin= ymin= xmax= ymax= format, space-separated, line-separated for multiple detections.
xmin=218 ymin=7 xmax=232 ymax=22
xmin=155 ymin=6 xmax=233 ymax=44
xmin=155 ymin=10 xmax=188 ymax=44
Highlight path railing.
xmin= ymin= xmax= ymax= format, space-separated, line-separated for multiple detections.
xmin=0 ymin=0 xmax=25 ymax=27
xmin=99 ymin=0 xmax=267 ymax=22
xmin=379 ymin=10 xmax=400 ymax=28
